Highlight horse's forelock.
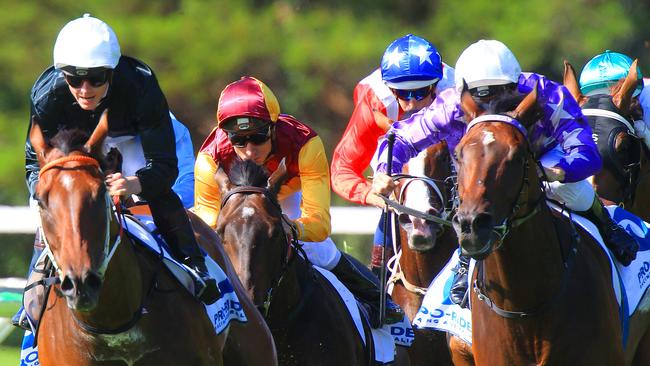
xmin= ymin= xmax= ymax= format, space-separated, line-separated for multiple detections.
xmin=49 ymin=129 xmax=90 ymax=155
xmin=228 ymin=160 xmax=270 ymax=188
xmin=485 ymin=91 xmax=526 ymax=115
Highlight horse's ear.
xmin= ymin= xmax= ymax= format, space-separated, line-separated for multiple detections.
xmin=612 ymin=59 xmax=639 ymax=114
xmin=459 ymin=80 xmax=483 ymax=121
xmin=84 ymin=109 xmax=109 ymax=155
xmin=215 ymin=166 xmax=233 ymax=193
xmin=563 ymin=60 xmax=586 ymax=105
xmin=267 ymin=158 xmax=288 ymax=195
xmin=29 ymin=117 xmax=51 ymax=163
xmin=513 ymin=82 xmax=539 ymax=123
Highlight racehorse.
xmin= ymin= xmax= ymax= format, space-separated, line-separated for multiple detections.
xmin=29 ymin=112 xmax=276 ymax=365
xmin=215 ymin=159 xmax=386 ymax=365
xmin=563 ymin=60 xmax=650 ymax=220
xmin=387 ymin=141 xmax=457 ymax=365
xmin=451 ymin=87 xmax=650 ymax=365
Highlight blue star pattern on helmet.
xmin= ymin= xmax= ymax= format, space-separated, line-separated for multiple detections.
xmin=381 ymin=34 xmax=443 ymax=89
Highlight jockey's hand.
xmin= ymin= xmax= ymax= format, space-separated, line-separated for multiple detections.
xmin=105 ymin=173 xmax=142 ymax=197
xmin=370 ymin=172 xmax=396 ymax=208
xmin=365 ymin=193 xmax=387 ymax=209
xmin=372 ymin=109 xmax=393 ymax=131
xmin=281 ymin=214 xmax=297 ymax=242
xmin=543 ymin=166 xmax=565 ymax=182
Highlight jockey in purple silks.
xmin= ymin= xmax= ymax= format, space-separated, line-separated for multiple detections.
xmin=371 ymin=39 xmax=639 ymax=308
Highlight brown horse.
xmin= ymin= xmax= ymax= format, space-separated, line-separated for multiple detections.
xmin=215 ymin=159 xmax=383 ymax=365
xmin=29 ymin=114 xmax=275 ymax=365
xmin=563 ymin=60 xmax=650 ymax=220
xmin=387 ymin=141 xmax=457 ymax=365
xmin=451 ymin=88 xmax=650 ymax=365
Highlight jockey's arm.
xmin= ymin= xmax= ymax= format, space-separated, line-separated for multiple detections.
xmin=331 ymin=98 xmax=388 ymax=206
xmin=133 ymin=90 xmax=179 ymax=201
xmin=193 ymin=152 xmax=221 ymax=229
xmin=295 ymin=136 xmax=331 ymax=242
xmin=525 ymin=74 xmax=602 ymax=183
xmin=170 ymin=114 xmax=196 ymax=208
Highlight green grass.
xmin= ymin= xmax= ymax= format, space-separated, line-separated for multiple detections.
xmin=0 ymin=346 xmax=20 ymax=365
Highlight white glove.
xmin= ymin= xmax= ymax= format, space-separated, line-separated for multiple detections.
xmin=634 ymin=120 xmax=650 ymax=150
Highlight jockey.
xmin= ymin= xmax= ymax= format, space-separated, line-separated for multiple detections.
xmin=578 ymin=50 xmax=650 ymax=149
xmin=194 ymin=76 xmax=403 ymax=327
xmin=331 ymin=34 xmax=455 ymax=276
xmin=19 ymin=14 xmax=220 ymax=327
xmin=371 ymin=39 xmax=639 ymax=307
xmin=170 ymin=112 xmax=196 ymax=209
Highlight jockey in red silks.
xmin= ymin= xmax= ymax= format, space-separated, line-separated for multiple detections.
xmin=331 ymin=34 xmax=455 ymax=275
xmin=194 ymin=76 xmax=403 ymax=327
xmin=372 ymin=40 xmax=638 ymax=307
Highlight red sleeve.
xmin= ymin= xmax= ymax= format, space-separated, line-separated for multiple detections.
xmin=331 ymin=85 xmax=388 ymax=205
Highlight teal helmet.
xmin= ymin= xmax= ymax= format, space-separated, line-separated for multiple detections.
xmin=579 ymin=50 xmax=643 ymax=97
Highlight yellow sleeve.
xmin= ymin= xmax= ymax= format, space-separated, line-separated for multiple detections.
xmin=192 ymin=152 xmax=222 ymax=229
xmin=295 ymin=136 xmax=331 ymax=242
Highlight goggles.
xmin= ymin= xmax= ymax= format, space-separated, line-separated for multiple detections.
xmin=63 ymin=69 xmax=112 ymax=88
xmin=227 ymin=125 xmax=272 ymax=148
xmin=392 ymin=85 xmax=434 ymax=101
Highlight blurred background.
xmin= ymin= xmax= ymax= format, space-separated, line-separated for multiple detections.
xmin=0 ymin=0 xmax=649 ymax=361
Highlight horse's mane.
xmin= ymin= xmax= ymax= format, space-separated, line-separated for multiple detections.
xmin=49 ymin=129 xmax=90 ymax=155
xmin=228 ymin=160 xmax=270 ymax=188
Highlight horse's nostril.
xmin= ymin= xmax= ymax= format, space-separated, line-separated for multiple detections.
xmin=398 ymin=213 xmax=412 ymax=225
xmin=61 ymin=275 xmax=75 ymax=294
xmin=472 ymin=213 xmax=493 ymax=231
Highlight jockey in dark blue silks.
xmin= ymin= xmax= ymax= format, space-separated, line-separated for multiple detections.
xmin=13 ymin=14 xmax=219 ymax=329
xmin=371 ymin=40 xmax=639 ymax=308
xmin=579 ymin=50 xmax=650 ymax=151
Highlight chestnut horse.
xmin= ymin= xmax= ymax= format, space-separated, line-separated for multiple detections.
xmin=451 ymin=88 xmax=650 ymax=365
xmin=215 ymin=160 xmax=375 ymax=365
xmin=563 ymin=60 xmax=650 ymax=220
xmin=386 ymin=141 xmax=457 ymax=365
xmin=29 ymin=114 xmax=276 ymax=365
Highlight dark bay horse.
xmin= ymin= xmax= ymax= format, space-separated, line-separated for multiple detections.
xmin=215 ymin=159 xmax=380 ymax=365
xmin=563 ymin=60 xmax=650 ymax=220
xmin=29 ymin=113 xmax=275 ymax=365
xmin=451 ymin=88 xmax=650 ymax=365
xmin=387 ymin=141 xmax=457 ymax=365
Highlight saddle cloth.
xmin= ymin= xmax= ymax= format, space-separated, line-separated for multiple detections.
xmin=313 ymin=266 xmax=414 ymax=364
xmin=20 ymin=213 xmax=247 ymax=365
xmin=414 ymin=201 xmax=650 ymax=347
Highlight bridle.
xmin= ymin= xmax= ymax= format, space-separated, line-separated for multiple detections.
xmin=38 ymin=156 xmax=122 ymax=282
xmin=220 ymin=186 xmax=307 ymax=320
xmin=463 ymin=114 xmax=578 ymax=318
xmin=38 ymin=155 xmax=159 ymax=335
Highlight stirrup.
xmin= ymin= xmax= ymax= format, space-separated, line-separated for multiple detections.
xmin=11 ymin=308 xmax=30 ymax=331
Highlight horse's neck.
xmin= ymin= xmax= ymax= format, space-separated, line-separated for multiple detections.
xmin=75 ymin=222 xmax=144 ymax=327
xmin=398 ymin=233 xmax=452 ymax=290
xmin=481 ymin=198 xmax=567 ymax=309
xmin=630 ymin=146 xmax=650 ymax=220
xmin=266 ymin=257 xmax=310 ymax=323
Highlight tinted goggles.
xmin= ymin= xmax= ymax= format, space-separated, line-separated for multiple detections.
xmin=227 ymin=126 xmax=272 ymax=148
xmin=64 ymin=70 xmax=112 ymax=88
xmin=392 ymin=85 xmax=433 ymax=101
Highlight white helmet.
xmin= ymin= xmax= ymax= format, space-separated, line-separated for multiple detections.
xmin=53 ymin=14 xmax=121 ymax=71
xmin=455 ymin=40 xmax=521 ymax=91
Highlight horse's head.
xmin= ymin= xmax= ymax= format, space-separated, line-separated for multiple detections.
xmin=452 ymin=87 xmax=542 ymax=259
xmin=564 ymin=60 xmax=643 ymax=204
xmin=215 ymin=159 xmax=288 ymax=307
xmin=396 ymin=141 xmax=452 ymax=251
xmin=30 ymin=112 xmax=112 ymax=311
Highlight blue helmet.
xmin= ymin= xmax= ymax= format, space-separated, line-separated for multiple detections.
xmin=381 ymin=34 xmax=443 ymax=89
xmin=579 ymin=50 xmax=643 ymax=97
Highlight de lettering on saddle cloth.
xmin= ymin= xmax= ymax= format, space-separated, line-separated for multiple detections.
xmin=563 ymin=59 xmax=650 ymax=220
xmin=417 ymin=88 xmax=650 ymax=365
xmin=19 ymin=117 xmax=276 ymax=366
xmin=214 ymin=159 xmax=413 ymax=366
